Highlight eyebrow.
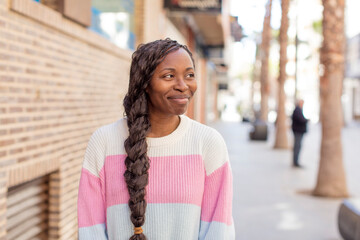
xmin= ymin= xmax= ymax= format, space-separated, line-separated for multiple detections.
xmin=159 ymin=67 xmax=194 ymax=72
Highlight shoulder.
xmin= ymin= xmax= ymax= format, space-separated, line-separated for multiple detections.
xmin=89 ymin=118 xmax=128 ymax=144
xmin=185 ymin=116 xmax=224 ymax=142
xmin=292 ymin=107 xmax=301 ymax=116
xmin=185 ymin=117 xmax=229 ymax=176
xmin=295 ymin=106 xmax=302 ymax=113
xmin=83 ymin=118 xmax=127 ymax=176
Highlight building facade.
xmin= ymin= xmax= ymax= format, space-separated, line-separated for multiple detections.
xmin=0 ymin=0 xmax=131 ymax=239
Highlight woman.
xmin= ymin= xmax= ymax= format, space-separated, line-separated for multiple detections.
xmin=78 ymin=38 xmax=235 ymax=240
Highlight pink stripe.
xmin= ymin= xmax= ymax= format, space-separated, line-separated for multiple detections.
xmin=104 ymin=154 xmax=205 ymax=208
xmin=78 ymin=169 xmax=106 ymax=228
xmin=200 ymin=162 xmax=233 ymax=226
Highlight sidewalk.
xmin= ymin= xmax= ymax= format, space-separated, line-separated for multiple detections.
xmin=211 ymin=121 xmax=360 ymax=240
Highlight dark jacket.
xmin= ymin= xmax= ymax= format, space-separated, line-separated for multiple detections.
xmin=291 ymin=106 xmax=308 ymax=133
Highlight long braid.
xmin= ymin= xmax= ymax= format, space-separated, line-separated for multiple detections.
xmin=123 ymin=39 xmax=194 ymax=240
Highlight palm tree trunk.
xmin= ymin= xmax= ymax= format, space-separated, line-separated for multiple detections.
xmin=313 ymin=0 xmax=348 ymax=197
xmin=259 ymin=0 xmax=273 ymax=121
xmin=251 ymin=44 xmax=261 ymax=114
xmin=274 ymin=0 xmax=290 ymax=149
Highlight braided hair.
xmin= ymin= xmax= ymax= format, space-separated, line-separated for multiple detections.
xmin=123 ymin=38 xmax=194 ymax=240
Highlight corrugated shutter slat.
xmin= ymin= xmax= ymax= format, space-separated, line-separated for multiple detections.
xmin=6 ymin=176 xmax=49 ymax=240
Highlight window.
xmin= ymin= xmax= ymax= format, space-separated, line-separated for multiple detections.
xmin=89 ymin=0 xmax=135 ymax=50
xmin=31 ymin=0 xmax=92 ymax=27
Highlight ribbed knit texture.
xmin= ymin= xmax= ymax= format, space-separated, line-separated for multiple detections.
xmin=78 ymin=115 xmax=235 ymax=240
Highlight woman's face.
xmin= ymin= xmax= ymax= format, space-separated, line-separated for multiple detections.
xmin=147 ymin=48 xmax=197 ymax=117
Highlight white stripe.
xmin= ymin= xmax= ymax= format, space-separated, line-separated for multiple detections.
xmin=106 ymin=203 xmax=201 ymax=240
xmin=79 ymin=223 xmax=108 ymax=239
xmin=199 ymin=220 xmax=235 ymax=240
xmin=82 ymin=115 xmax=229 ymax=177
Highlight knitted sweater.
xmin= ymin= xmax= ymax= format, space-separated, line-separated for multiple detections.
xmin=78 ymin=115 xmax=235 ymax=240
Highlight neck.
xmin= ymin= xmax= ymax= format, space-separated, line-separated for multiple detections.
xmin=147 ymin=114 xmax=180 ymax=138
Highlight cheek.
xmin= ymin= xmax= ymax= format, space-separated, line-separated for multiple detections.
xmin=190 ymin=81 xmax=198 ymax=94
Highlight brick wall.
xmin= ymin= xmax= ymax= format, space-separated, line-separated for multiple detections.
xmin=0 ymin=0 xmax=131 ymax=239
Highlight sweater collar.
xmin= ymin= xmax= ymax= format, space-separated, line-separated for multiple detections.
xmin=146 ymin=115 xmax=190 ymax=147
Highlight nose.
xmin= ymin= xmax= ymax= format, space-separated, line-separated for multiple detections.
xmin=174 ymin=77 xmax=189 ymax=92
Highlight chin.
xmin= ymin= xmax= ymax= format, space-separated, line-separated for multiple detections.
xmin=173 ymin=108 xmax=188 ymax=116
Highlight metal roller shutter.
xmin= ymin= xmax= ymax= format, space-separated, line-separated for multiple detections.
xmin=6 ymin=176 xmax=49 ymax=240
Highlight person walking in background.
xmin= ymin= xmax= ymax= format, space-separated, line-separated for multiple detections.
xmin=291 ymin=99 xmax=308 ymax=168
xmin=77 ymin=38 xmax=235 ymax=240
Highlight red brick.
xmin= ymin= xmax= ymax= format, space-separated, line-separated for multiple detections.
xmin=17 ymin=36 xmax=33 ymax=45
xmin=9 ymin=107 xmax=22 ymax=113
xmin=9 ymin=127 xmax=23 ymax=134
xmin=10 ymin=148 xmax=23 ymax=154
xmin=18 ymin=117 xmax=30 ymax=122
xmin=0 ymin=31 xmax=16 ymax=41
xmin=18 ymin=97 xmax=32 ymax=103
xmin=18 ymin=77 xmax=32 ymax=83
xmin=0 ymin=118 xmax=16 ymax=124
xmin=0 ymin=41 xmax=6 ymax=49
xmin=9 ymin=66 xmax=24 ymax=73
xmin=0 ymin=76 xmax=14 ymax=82
xmin=0 ymin=151 xmax=6 ymax=157
xmin=25 ymin=126 xmax=35 ymax=131
xmin=18 ymin=156 xmax=28 ymax=162
xmin=9 ymin=45 xmax=21 ymax=52
xmin=0 ymin=139 xmax=14 ymax=147
xmin=0 ymin=53 xmax=14 ymax=61
xmin=26 ymin=107 xmax=37 ymax=112
xmin=0 ymin=19 xmax=6 ymax=27
xmin=19 ymin=137 xmax=29 ymax=142
xmin=9 ymin=87 xmax=22 ymax=93
xmin=26 ymin=68 xmax=38 ymax=74
xmin=25 ymin=48 xmax=37 ymax=55
xmin=25 ymin=29 xmax=37 ymax=37
xmin=26 ymin=144 xmax=38 ymax=150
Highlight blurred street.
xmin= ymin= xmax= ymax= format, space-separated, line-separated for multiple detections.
xmin=212 ymin=121 xmax=360 ymax=240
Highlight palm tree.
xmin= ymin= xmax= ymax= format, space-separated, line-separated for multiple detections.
xmin=313 ymin=0 xmax=348 ymax=197
xmin=274 ymin=0 xmax=290 ymax=149
xmin=259 ymin=0 xmax=273 ymax=121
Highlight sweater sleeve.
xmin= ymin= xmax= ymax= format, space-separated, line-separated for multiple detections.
xmin=199 ymin=129 xmax=235 ymax=240
xmin=78 ymin=128 xmax=108 ymax=239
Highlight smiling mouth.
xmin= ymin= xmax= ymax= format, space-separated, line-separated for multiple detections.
xmin=168 ymin=95 xmax=190 ymax=104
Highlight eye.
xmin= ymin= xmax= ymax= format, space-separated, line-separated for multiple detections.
xmin=163 ymin=73 xmax=174 ymax=79
xmin=186 ymin=72 xmax=195 ymax=78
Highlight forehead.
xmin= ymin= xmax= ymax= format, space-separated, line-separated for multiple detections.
xmin=156 ymin=48 xmax=193 ymax=69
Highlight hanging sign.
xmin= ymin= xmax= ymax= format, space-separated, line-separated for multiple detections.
xmin=164 ymin=0 xmax=222 ymax=13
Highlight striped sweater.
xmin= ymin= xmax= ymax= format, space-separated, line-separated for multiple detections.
xmin=78 ymin=115 xmax=235 ymax=240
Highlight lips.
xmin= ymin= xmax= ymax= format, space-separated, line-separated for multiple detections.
xmin=167 ymin=95 xmax=191 ymax=104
